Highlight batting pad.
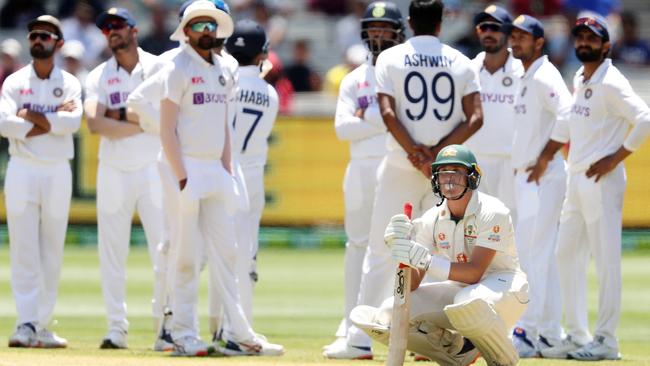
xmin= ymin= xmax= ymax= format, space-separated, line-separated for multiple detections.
xmin=350 ymin=305 xmax=390 ymax=346
xmin=444 ymin=298 xmax=519 ymax=366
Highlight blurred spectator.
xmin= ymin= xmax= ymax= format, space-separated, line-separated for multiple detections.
xmin=60 ymin=40 xmax=89 ymax=91
xmin=563 ymin=0 xmax=621 ymax=17
xmin=324 ymin=44 xmax=367 ymax=95
xmin=308 ymin=0 xmax=347 ymax=16
xmin=335 ymin=0 xmax=367 ymax=54
xmin=60 ymin=0 xmax=107 ymax=68
xmin=511 ymin=0 xmax=563 ymax=16
xmin=264 ymin=51 xmax=294 ymax=114
xmin=251 ymin=0 xmax=289 ymax=48
xmin=286 ymin=39 xmax=321 ymax=92
xmin=0 ymin=39 xmax=22 ymax=88
xmin=611 ymin=11 xmax=650 ymax=66
xmin=0 ymin=0 xmax=46 ymax=29
xmin=57 ymin=0 xmax=104 ymax=19
xmin=140 ymin=4 xmax=176 ymax=55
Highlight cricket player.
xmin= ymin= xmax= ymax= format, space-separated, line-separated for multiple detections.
xmin=224 ymin=19 xmax=278 ymax=329
xmin=157 ymin=0 xmax=283 ymax=356
xmin=329 ymin=0 xmax=483 ymax=358
xmin=506 ymin=15 xmax=572 ymax=357
xmin=464 ymin=5 xmax=522 ymax=216
xmin=0 ymin=15 xmax=82 ymax=348
xmin=83 ymin=7 xmax=169 ymax=350
xmin=323 ymin=1 xmax=404 ymax=357
xmin=352 ymin=144 xmax=528 ymax=366
xmin=528 ymin=15 xmax=650 ymax=360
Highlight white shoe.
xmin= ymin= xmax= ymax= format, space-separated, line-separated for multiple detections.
xmin=34 ymin=329 xmax=68 ymax=348
xmin=100 ymin=330 xmax=128 ymax=349
xmin=322 ymin=336 xmax=346 ymax=352
xmin=539 ymin=335 xmax=584 ymax=359
xmin=153 ymin=328 xmax=174 ymax=352
xmin=217 ymin=334 xmax=285 ymax=356
xmin=172 ymin=335 xmax=208 ymax=357
xmin=512 ymin=327 xmax=537 ymax=358
xmin=322 ymin=340 xmax=372 ymax=360
xmin=8 ymin=323 xmax=36 ymax=348
xmin=568 ymin=336 xmax=621 ymax=361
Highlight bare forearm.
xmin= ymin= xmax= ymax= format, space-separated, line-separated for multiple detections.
xmin=87 ymin=115 xmax=142 ymax=138
xmin=540 ymin=139 xmax=565 ymax=161
xmin=23 ymin=110 xmax=51 ymax=131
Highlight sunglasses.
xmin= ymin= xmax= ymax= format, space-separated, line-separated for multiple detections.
xmin=188 ymin=21 xmax=217 ymax=33
xmin=101 ymin=20 xmax=128 ymax=35
xmin=476 ymin=21 xmax=502 ymax=33
xmin=28 ymin=31 xmax=59 ymax=42
xmin=575 ymin=17 xmax=604 ymax=32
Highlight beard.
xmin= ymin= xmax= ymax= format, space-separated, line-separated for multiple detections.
xmin=109 ymin=34 xmax=131 ymax=52
xmin=482 ymin=37 xmax=505 ymax=54
xmin=575 ymin=46 xmax=603 ymax=62
xmin=197 ymin=35 xmax=214 ymax=50
xmin=212 ymin=38 xmax=225 ymax=49
xmin=30 ymin=44 xmax=55 ymax=59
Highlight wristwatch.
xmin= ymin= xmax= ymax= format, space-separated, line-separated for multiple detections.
xmin=119 ymin=107 xmax=127 ymax=121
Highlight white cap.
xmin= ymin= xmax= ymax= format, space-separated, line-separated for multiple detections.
xmin=61 ymin=40 xmax=85 ymax=60
xmin=170 ymin=0 xmax=234 ymax=42
xmin=1 ymin=38 xmax=22 ymax=59
xmin=346 ymin=44 xmax=368 ymax=66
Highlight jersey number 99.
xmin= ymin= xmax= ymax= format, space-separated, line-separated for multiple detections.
xmin=404 ymin=71 xmax=455 ymax=122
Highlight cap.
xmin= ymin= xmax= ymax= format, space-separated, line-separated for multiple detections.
xmin=0 ymin=38 xmax=22 ymax=58
xmin=225 ymin=20 xmax=268 ymax=59
xmin=572 ymin=14 xmax=609 ymax=42
xmin=170 ymin=0 xmax=234 ymax=41
xmin=179 ymin=0 xmax=231 ymax=19
xmin=28 ymin=15 xmax=63 ymax=40
xmin=474 ymin=4 xmax=512 ymax=25
xmin=507 ymin=14 xmax=544 ymax=38
xmin=61 ymin=40 xmax=85 ymax=60
xmin=95 ymin=7 xmax=137 ymax=28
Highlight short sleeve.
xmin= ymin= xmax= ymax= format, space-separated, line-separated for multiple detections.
xmin=162 ymin=65 xmax=186 ymax=105
xmin=84 ymin=68 xmax=104 ymax=103
xmin=374 ymin=51 xmax=394 ymax=97
xmin=606 ymin=82 xmax=650 ymax=151
xmin=475 ymin=211 xmax=513 ymax=252
xmin=462 ymin=59 xmax=481 ymax=96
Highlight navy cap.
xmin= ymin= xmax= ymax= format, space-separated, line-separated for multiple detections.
xmin=474 ymin=4 xmax=512 ymax=26
xmin=572 ymin=15 xmax=609 ymax=42
xmin=225 ymin=19 xmax=269 ymax=59
xmin=507 ymin=14 xmax=544 ymax=38
xmin=95 ymin=7 xmax=136 ymax=28
xmin=179 ymin=0 xmax=230 ymax=19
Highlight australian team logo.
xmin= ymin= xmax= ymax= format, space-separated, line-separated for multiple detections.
xmin=585 ymin=88 xmax=593 ymax=99
xmin=53 ymin=87 xmax=63 ymax=97
xmin=502 ymin=76 xmax=512 ymax=87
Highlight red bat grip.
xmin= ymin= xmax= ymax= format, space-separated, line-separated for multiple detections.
xmin=399 ymin=202 xmax=413 ymax=269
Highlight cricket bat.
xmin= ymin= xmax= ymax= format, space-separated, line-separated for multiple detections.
xmin=386 ymin=202 xmax=413 ymax=366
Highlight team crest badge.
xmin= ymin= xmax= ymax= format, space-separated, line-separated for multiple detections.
xmin=108 ymin=7 xmax=118 ymax=14
xmin=520 ymin=86 xmax=527 ymax=97
xmin=502 ymin=76 xmax=512 ymax=87
xmin=438 ymin=232 xmax=446 ymax=241
xmin=235 ymin=37 xmax=245 ymax=47
xmin=485 ymin=5 xmax=497 ymax=13
xmin=372 ymin=3 xmax=386 ymax=18
xmin=441 ymin=147 xmax=457 ymax=157
xmin=514 ymin=15 xmax=525 ymax=25
xmin=585 ymin=88 xmax=593 ymax=99
xmin=218 ymin=75 xmax=226 ymax=86
xmin=492 ymin=225 xmax=500 ymax=233
xmin=53 ymin=87 xmax=63 ymax=97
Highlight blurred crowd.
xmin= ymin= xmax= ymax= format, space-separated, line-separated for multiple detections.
xmin=2 ymin=0 xmax=650 ymax=114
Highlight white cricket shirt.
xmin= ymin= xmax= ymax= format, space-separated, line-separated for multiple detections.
xmin=85 ymin=48 xmax=167 ymax=170
xmin=0 ymin=64 xmax=82 ymax=162
xmin=511 ymin=55 xmax=572 ymax=170
xmin=464 ymin=51 xmax=523 ymax=157
xmin=551 ymin=59 xmax=650 ymax=172
xmin=375 ymin=35 xmax=480 ymax=152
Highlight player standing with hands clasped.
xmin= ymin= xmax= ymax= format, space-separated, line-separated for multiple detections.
xmin=506 ymin=15 xmax=572 ymax=357
xmin=323 ymin=1 xmax=404 ymax=357
xmin=0 ymin=15 xmax=82 ymax=348
xmin=157 ymin=0 xmax=283 ymax=356
xmin=351 ymin=144 xmax=529 ymax=366
xmin=528 ymin=15 xmax=650 ymax=361
xmin=332 ymin=0 xmax=483 ymax=359
xmin=84 ymin=7 xmax=169 ymax=350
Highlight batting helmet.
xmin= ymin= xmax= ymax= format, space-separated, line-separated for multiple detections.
xmin=225 ymin=19 xmax=269 ymax=65
xmin=431 ymin=145 xmax=482 ymax=199
xmin=360 ymin=1 xmax=405 ymax=58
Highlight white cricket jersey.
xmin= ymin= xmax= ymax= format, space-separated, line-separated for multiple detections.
xmin=464 ymin=51 xmax=523 ymax=156
xmin=334 ymin=61 xmax=387 ymax=159
xmin=551 ymin=59 xmax=650 ymax=172
xmin=85 ymin=48 xmax=167 ymax=170
xmin=375 ymin=35 xmax=480 ymax=152
xmin=511 ymin=55 xmax=572 ymax=170
xmin=413 ymin=191 xmax=522 ymax=276
xmin=161 ymin=46 xmax=235 ymax=159
xmin=232 ymin=65 xmax=278 ymax=167
xmin=0 ymin=64 xmax=82 ymax=162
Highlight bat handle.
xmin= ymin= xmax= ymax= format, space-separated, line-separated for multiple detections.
xmin=399 ymin=202 xmax=413 ymax=270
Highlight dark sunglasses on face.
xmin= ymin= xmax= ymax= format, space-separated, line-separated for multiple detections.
xmin=28 ymin=31 xmax=59 ymax=42
xmin=188 ymin=21 xmax=217 ymax=33
xmin=575 ymin=17 xmax=603 ymax=32
xmin=476 ymin=21 xmax=502 ymax=33
xmin=101 ymin=21 xmax=128 ymax=35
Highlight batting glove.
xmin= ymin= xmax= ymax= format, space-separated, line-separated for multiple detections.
xmin=384 ymin=214 xmax=412 ymax=247
xmin=391 ymin=238 xmax=431 ymax=270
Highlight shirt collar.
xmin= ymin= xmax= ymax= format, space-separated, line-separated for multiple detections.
xmin=437 ymin=191 xmax=480 ymax=221
xmin=522 ymin=54 xmax=547 ymax=79
xmin=577 ymin=58 xmax=612 ymax=85
xmin=410 ymin=35 xmax=441 ymax=46
xmin=107 ymin=48 xmax=148 ymax=74
xmin=28 ymin=62 xmax=62 ymax=80
xmin=239 ymin=65 xmax=260 ymax=78
xmin=479 ymin=49 xmax=518 ymax=75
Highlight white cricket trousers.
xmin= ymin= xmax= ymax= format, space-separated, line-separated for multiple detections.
xmin=514 ymin=156 xmax=566 ymax=342
xmin=334 ymin=157 xmax=382 ymax=338
xmin=96 ymin=161 xmax=166 ymax=333
xmin=347 ymin=152 xmax=435 ymax=348
xmin=159 ymin=157 xmax=255 ymax=342
xmin=475 ymin=154 xmax=517 ymax=220
xmin=4 ymin=157 xmax=71 ymax=329
xmin=556 ymin=164 xmax=625 ymax=349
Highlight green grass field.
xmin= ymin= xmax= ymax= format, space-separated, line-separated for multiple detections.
xmin=0 ymin=246 xmax=649 ymax=366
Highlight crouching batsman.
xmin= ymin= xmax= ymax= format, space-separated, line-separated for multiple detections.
xmin=351 ymin=144 xmax=529 ymax=366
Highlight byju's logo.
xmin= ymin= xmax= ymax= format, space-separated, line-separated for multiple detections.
xmin=193 ymin=92 xmax=205 ymax=105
